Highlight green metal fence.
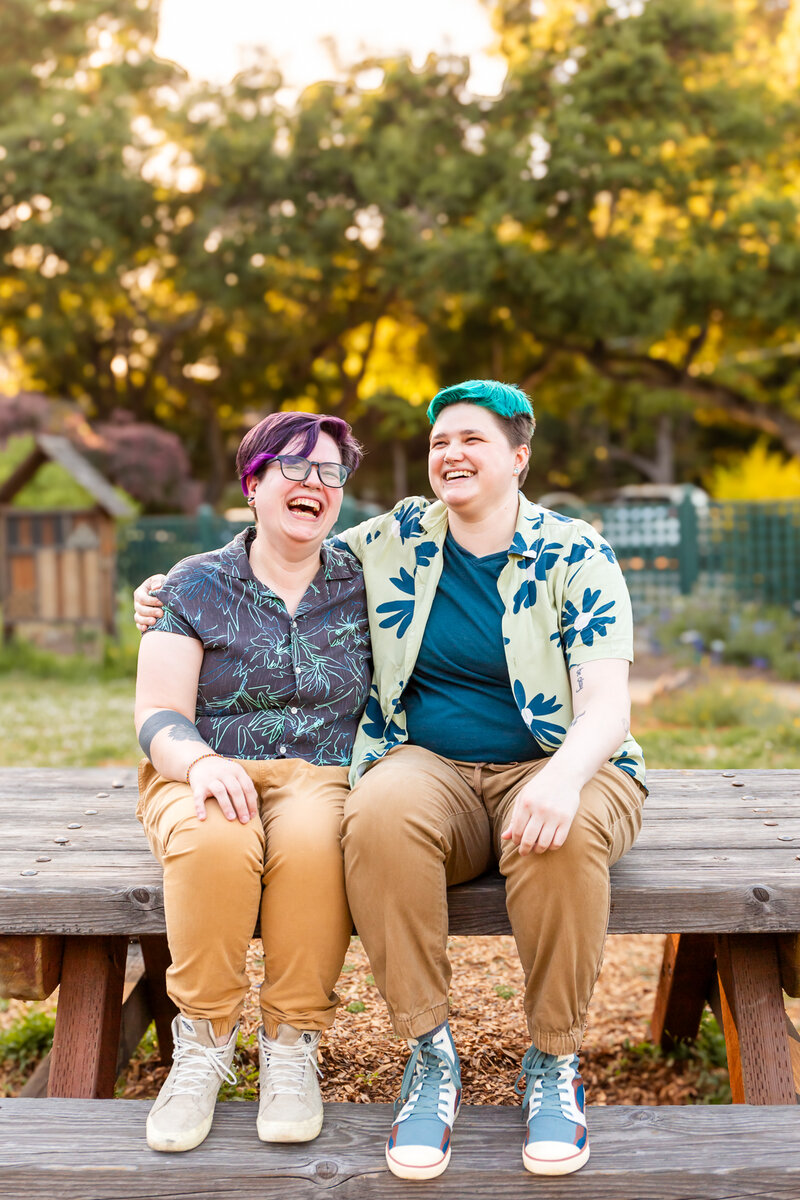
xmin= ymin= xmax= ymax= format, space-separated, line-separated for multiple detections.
xmin=117 ymin=496 xmax=800 ymax=613
xmin=116 ymin=497 xmax=382 ymax=588
xmin=588 ymin=496 xmax=800 ymax=614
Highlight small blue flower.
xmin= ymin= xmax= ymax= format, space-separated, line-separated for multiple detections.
xmin=512 ymin=681 xmax=566 ymax=747
xmin=414 ymin=540 xmax=439 ymax=571
xmin=376 ymin=567 xmax=416 ymax=638
xmin=360 ymin=688 xmax=404 ymax=742
xmin=391 ymin=502 xmax=424 ymax=543
xmin=612 ymin=750 xmax=640 ymax=779
xmin=564 ymin=536 xmax=596 ymax=566
xmin=511 ymin=538 xmax=562 ymax=613
xmin=561 ymin=587 xmax=617 ymax=648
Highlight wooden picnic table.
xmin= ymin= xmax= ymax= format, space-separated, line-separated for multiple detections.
xmin=1 ymin=766 xmax=799 ymax=1106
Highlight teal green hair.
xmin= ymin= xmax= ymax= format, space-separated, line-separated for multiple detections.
xmin=427 ymin=379 xmax=534 ymax=425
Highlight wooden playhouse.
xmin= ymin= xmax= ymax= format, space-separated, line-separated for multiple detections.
xmin=0 ymin=434 xmax=135 ymax=641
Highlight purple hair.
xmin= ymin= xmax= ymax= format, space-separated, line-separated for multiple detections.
xmin=237 ymin=411 xmax=363 ymax=496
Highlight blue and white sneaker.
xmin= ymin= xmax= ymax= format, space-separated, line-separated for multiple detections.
xmin=516 ymin=1047 xmax=589 ymax=1176
xmin=386 ymin=1023 xmax=462 ymax=1180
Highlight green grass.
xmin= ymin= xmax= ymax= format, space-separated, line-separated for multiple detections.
xmin=0 ymin=674 xmax=141 ymax=768
xmin=0 ymin=666 xmax=797 ymax=772
xmin=619 ymin=1011 xmax=732 ymax=1105
xmin=634 ymin=680 xmax=800 ymax=770
xmin=0 ymin=1010 xmax=56 ymax=1090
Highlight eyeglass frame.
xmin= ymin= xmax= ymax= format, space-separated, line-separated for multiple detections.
xmin=248 ymin=452 xmax=352 ymax=488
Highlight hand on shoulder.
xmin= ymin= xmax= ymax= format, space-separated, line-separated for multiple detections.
xmin=134 ymin=574 xmax=167 ymax=632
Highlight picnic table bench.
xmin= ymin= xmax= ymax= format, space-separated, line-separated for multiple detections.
xmin=2 ymin=766 xmax=800 ymax=1197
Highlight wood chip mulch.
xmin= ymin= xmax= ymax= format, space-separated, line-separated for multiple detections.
xmin=116 ymin=934 xmax=731 ymax=1106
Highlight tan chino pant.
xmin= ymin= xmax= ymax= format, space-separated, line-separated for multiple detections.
xmin=342 ymin=746 xmax=645 ymax=1056
xmin=138 ymin=758 xmax=352 ymax=1040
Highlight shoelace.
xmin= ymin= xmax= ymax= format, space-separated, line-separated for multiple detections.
xmin=396 ymin=1035 xmax=461 ymax=1120
xmin=515 ymin=1047 xmax=576 ymax=1120
xmin=168 ymin=1031 xmax=237 ymax=1097
xmin=260 ymin=1032 xmax=322 ymax=1095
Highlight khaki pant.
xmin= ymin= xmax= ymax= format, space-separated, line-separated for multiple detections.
xmin=342 ymin=746 xmax=645 ymax=1056
xmin=138 ymin=758 xmax=352 ymax=1040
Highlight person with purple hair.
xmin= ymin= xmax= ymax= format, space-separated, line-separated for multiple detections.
xmin=134 ymin=411 xmax=370 ymax=1153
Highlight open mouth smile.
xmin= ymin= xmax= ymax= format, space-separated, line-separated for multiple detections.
xmin=287 ymin=496 xmax=323 ymax=517
xmin=443 ymin=469 xmax=475 ymax=481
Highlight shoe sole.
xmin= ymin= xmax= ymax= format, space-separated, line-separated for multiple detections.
xmin=146 ymin=1112 xmax=215 ymax=1153
xmin=386 ymin=1144 xmax=451 ymax=1181
xmin=257 ymin=1110 xmax=324 ymax=1143
xmin=523 ymin=1143 xmax=590 ymax=1176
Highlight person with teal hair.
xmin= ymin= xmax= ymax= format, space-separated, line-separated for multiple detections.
xmin=340 ymin=378 xmax=645 ymax=1181
xmin=134 ymin=378 xmax=645 ymax=1182
xmin=426 ymin=377 xmax=536 ymax=424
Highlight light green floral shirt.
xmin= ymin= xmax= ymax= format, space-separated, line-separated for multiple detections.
xmin=340 ymin=493 xmax=646 ymax=790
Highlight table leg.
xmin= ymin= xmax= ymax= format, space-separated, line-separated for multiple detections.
xmin=139 ymin=933 xmax=178 ymax=1064
xmin=715 ymin=933 xmax=796 ymax=1105
xmin=650 ymin=933 xmax=716 ymax=1050
xmin=47 ymin=935 xmax=128 ymax=1098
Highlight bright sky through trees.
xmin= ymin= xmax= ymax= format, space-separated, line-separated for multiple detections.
xmin=155 ymin=0 xmax=508 ymax=94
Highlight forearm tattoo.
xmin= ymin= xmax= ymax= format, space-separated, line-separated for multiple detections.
xmin=139 ymin=710 xmax=204 ymax=762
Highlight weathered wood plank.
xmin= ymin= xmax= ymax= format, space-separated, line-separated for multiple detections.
xmin=7 ymin=817 xmax=800 ymax=852
xmin=650 ymin=933 xmax=716 ymax=1049
xmin=2 ymin=769 xmax=800 ymax=937
xmin=0 ymin=766 xmax=796 ymax=803
xmin=3 ymin=866 xmax=800 ymax=936
xmin=715 ymin=934 xmax=796 ymax=1105
xmin=47 ymin=936 xmax=128 ymax=1098
xmin=2 ymin=1101 xmax=800 ymax=1200
xmin=5 ymin=847 xmax=800 ymax=877
xmin=20 ymin=942 xmax=153 ymax=1098
xmin=0 ymin=934 xmax=63 ymax=1000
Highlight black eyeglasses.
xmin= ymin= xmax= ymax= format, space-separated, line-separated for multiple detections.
xmin=262 ymin=453 xmax=351 ymax=488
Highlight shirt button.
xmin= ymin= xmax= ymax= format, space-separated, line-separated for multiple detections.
xmin=290 ymin=707 xmax=298 ymax=714
xmin=279 ymin=745 xmax=287 ymax=755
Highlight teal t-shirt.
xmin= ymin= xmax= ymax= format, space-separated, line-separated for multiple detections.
xmin=403 ymin=531 xmax=546 ymax=763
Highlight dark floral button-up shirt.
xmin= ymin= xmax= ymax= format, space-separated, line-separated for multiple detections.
xmin=145 ymin=527 xmax=371 ymax=766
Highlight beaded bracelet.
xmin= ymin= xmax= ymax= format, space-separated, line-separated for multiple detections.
xmin=185 ymin=752 xmax=222 ymax=784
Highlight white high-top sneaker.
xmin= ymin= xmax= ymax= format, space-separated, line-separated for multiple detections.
xmin=146 ymin=1015 xmax=238 ymax=1152
xmin=257 ymin=1023 xmax=324 ymax=1142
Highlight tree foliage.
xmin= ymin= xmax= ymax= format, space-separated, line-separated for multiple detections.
xmin=1 ymin=0 xmax=799 ymax=506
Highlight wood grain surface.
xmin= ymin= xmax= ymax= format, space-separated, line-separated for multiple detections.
xmin=2 ymin=768 xmax=800 ymax=936
xmin=2 ymin=1100 xmax=800 ymax=1200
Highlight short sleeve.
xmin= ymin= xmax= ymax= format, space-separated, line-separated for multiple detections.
xmin=557 ymin=538 xmax=634 ymax=670
xmin=142 ymin=566 xmax=202 ymax=641
xmin=334 ymin=512 xmax=390 ymax=563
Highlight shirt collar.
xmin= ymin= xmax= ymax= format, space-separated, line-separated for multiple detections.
xmin=219 ymin=527 xmax=257 ymax=580
xmin=320 ymin=538 xmax=360 ymax=580
xmin=509 ymin=494 xmax=548 ymax=559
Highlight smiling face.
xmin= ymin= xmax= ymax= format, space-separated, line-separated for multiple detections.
xmin=247 ymin=431 xmax=345 ymax=552
xmin=428 ymin=403 xmax=529 ymax=518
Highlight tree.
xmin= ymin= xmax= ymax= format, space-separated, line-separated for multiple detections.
xmin=3 ymin=0 xmax=800 ymax=505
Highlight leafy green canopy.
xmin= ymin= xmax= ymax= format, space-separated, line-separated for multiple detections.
xmin=1 ymin=0 xmax=799 ymax=504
